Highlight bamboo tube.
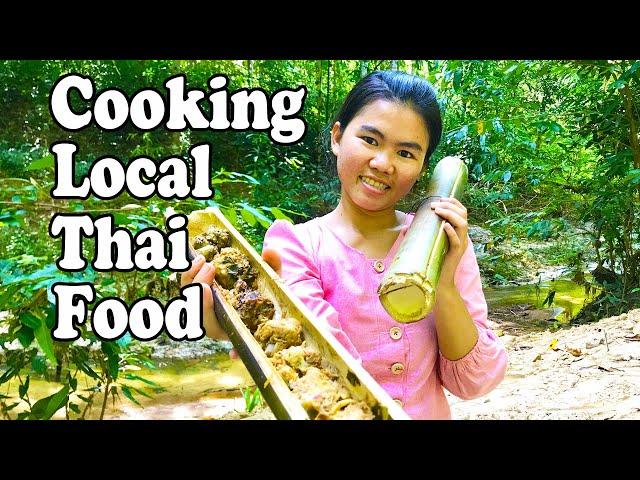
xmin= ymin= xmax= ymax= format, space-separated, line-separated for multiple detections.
xmin=377 ymin=156 xmax=468 ymax=323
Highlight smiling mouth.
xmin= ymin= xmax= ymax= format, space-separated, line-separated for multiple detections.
xmin=360 ymin=176 xmax=390 ymax=191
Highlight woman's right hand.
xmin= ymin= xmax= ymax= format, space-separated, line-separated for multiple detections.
xmin=180 ymin=247 xmax=282 ymax=359
xmin=180 ymin=254 xmax=230 ymax=342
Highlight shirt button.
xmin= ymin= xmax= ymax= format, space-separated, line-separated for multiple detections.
xmin=393 ymin=398 xmax=404 ymax=408
xmin=389 ymin=327 xmax=402 ymax=340
xmin=373 ymin=260 xmax=385 ymax=273
xmin=391 ymin=362 xmax=405 ymax=375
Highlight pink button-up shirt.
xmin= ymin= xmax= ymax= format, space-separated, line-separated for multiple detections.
xmin=262 ymin=213 xmax=507 ymax=419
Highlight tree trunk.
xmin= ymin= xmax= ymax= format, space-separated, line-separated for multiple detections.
xmin=245 ymin=60 xmax=254 ymax=87
xmin=622 ymin=83 xmax=640 ymax=191
xmin=621 ymin=82 xmax=640 ymax=284
xmin=360 ymin=60 xmax=368 ymax=78
xmin=325 ymin=60 xmax=331 ymax=124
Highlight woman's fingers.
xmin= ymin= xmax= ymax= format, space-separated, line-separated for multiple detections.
xmin=443 ymin=222 xmax=462 ymax=249
xmin=262 ymin=247 xmax=282 ymax=276
xmin=432 ymin=204 xmax=468 ymax=229
xmin=180 ymin=254 xmax=206 ymax=286
xmin=431 ymin=199 xmax=467 ymax=223
xmin=193 ymin=260 xmax=216 ymax=285
xmin=435 ymin=197 xmax=467 ymax=214
xmin=198 ymin=282 xmax=214 ymax=311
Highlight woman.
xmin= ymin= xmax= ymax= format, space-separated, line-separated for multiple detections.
xmin=182 ymin=70 xmax=507 ymax=419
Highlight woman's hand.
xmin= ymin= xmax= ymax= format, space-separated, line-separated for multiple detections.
xmin=431 ymin=197 xmax=469 ymax=291
xmin=180 ymin=248 xmax=283 ymax=360
xmin=180 ymin=254 xmax=229 ymax=341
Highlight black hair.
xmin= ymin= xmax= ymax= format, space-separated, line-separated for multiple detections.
xmin=332 ymin=70 xmax=442 ymax=167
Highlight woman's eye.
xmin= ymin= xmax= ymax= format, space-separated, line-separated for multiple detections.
xmin=362 ymin=136 xmax=377 ymax=146
xmin=398 ymin=150 xmax=414 ymax=159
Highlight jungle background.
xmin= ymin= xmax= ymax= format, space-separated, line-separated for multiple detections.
xmin=1 ymin=60 xmax=639 ymax=420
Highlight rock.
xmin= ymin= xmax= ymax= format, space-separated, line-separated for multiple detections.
xmin=526 ymin=307 xmax=565 ymax=322
xmin=469 ymin=225 xmax=492 ymax=245
xmin=585 ymin=337 xmax=604 ymax=349
xmin=633 ymin=323 xmax=640 ymax=336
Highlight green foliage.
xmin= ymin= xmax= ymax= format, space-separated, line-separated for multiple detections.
xmin=241 ymin=386 xmax=263 ymax=413
xmin=1 ymin=59 xmax=639 ymax=418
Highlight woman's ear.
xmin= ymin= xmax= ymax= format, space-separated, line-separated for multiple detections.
xmin=330 ymin=122 xmax=342 ymax=157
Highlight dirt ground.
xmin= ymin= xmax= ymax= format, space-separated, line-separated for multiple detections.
xmin=447 ymin=308 xmax=640 ymax=420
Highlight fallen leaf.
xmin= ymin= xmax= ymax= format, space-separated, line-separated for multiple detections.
xmin=566 ymin=347 xmax=583 ymax=357
xmin=549 ymin=339 xmax=559 ymax=351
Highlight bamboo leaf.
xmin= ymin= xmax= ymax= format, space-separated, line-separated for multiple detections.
xmin=120 ymin=386 xmax=142 ymax=407
xmin=34 ymin=315 xmax=57 ymax=366
xmin=29 ymin=385 xmax=70 ymax=420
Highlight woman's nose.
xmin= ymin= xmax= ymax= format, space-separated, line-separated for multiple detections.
xmin=369 ymin=151 xmax=394 ymax=174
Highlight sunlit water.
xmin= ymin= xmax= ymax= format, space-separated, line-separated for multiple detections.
xmin=484 ymin=278 xmax=596 ymax=319
xmin=2 ymin=352 xmax=255 ymax=420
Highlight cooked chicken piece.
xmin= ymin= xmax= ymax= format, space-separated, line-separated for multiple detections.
xmin=192 ymin=227 xmax=231 ymax=251
xmin=228 ymin=280 xmax=275 ymax=332
xmin=254 ymin=317 xmax=303 ymax=355
xmin=212 ymin=247 xmax=257 ymax=289
xmin=196 ymin=245 xmax=217 ymax=262
xmin=272 ymin=343 xmax=322 ymax=374
xmin=274 ymin=363 xmax=298 ymax=386
xmin=289 ymin=366 xmax=352 ymax=418
xmin=325 ymin=400 xmax=375 ymax=420
xmin=235 ymin=290 xmax=275 ymax=333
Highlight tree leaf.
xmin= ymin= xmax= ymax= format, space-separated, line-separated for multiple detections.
xmin=240 ymin=207 xmax=257 ymax=226
xmin=26 ymin=154 xmax=54 ymax=171
xmin=240 ymin=203 xmax=273 ymax=228
xmin=122 ymin=373 xmax=160 ymax=387
xmin=19 ymin=376 xmax=30 ymax=399
xmin=19 ymin=312 xmax=40 ymax=330
xmin=34 ymin=315 xmax=57 ymax=366
xmin=31 ymin=355 xmax=47 ymax=374
xmin=120 ymin=386 xmax=142 ymax=407
xmin=16 ymin=326 xmax=34 ymax=348
xmin=101 ymin=342 xmax=120 ymax=380
xmin=220 ymin=207 xmax=238 ymax=227
xmin=29 ymin=385 xmax=70 ymax=420
xmin=269 ymin=207 xmax=292 ymax=222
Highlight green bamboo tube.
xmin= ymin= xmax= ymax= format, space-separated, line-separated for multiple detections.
xmin=378 ymin=156 xmax=468 ymax=323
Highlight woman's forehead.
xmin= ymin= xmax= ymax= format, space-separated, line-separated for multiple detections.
xmin=349 ymin=99 xmax=428 ymax=147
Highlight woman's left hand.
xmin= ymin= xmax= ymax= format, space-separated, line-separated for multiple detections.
xmin=431 ymin=197 xmax=469 ymax=290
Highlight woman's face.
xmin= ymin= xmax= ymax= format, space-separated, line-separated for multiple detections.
xmin=331 ymin=99 xmax=429 ymax=214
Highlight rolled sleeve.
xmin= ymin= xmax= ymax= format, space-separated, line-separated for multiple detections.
xmin=438 ymin=239 xmax=508 ymax=400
